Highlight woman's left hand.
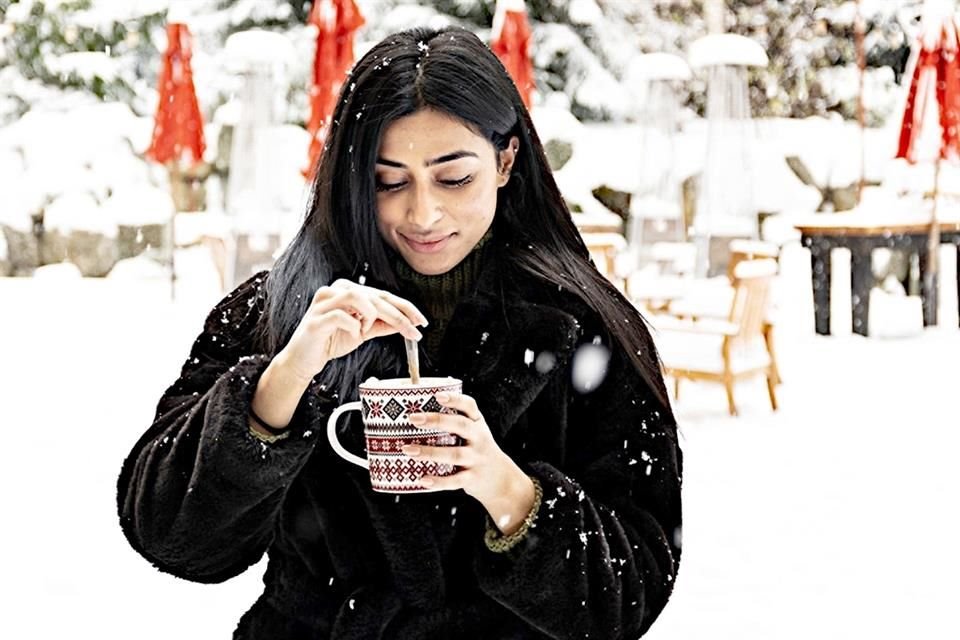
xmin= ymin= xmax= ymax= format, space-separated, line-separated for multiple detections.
xmin=402 ymin=392 xmax=536 ymax=534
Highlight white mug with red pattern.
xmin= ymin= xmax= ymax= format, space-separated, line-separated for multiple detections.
xmin=326 ymin=377 xmax=463 ymax=493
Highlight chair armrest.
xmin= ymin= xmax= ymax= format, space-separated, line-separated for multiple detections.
xmin=651 ymin=315 xmax=739 ymax=336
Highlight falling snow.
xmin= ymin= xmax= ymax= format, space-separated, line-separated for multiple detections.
xmin=571 ymin=343 xmax=610 ymax=393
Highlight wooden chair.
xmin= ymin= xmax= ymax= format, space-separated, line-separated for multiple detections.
xmin=653 ymin=258 xmax=779 ymax=416
xmin=580 ymin=231 xmax=628 ymax=290
xmin=666 ymin=239 xmax=782 ymax=386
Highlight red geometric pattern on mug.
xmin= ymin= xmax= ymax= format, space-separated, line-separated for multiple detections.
xmin=400 ymin=398 xmax=423 ymax=416
xmin=368 ymin=456 xmax=456 ymax=482
xmin=366 ymin=400 xmax=383 ymax=418
xmin=366 ymin=432 xmax=458 ymax=453
xmin=361 ymin=385 xmax=459 ymax=399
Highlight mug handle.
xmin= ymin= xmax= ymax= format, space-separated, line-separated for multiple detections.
xmin=326 ymin=401 xmax=369 ymax=469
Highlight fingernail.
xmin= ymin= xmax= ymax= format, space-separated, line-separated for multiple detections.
xmin=420 ymin=316 xmax=430 ymax=327
xmin=436 ymin=392 xmax=451 ymax=403
xmin=419 ymin=477 xmax=434 ymax=487
xmin=402 ymin=445 xmax=421 ymax=456
xmin=408 ymin=413 xmax=426 ymax=425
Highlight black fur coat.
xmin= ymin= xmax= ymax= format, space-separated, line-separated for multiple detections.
xmin=117 ymin=259 xmax=683 ymax=639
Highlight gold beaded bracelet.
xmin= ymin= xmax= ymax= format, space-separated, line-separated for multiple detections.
xmin=247 ymin=420 xmax=290 ymax=444
xmin=484 ymin=476 xmax=543 ymax=554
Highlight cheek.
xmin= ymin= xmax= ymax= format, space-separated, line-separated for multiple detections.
xmin=374 ymin=205 xmax=401 ymax=248
xmin=457 ymin=176 xmax=497 ymax=210
xmin=375 ymin=197 xmax=402 ymax=226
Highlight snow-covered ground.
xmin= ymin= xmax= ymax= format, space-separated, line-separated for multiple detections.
xmin=2 ymin=239 xmax=958 ymax=639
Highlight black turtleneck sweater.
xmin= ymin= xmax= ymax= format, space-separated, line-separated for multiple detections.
xmin=391 ymin=228 xmax=493 ymax=364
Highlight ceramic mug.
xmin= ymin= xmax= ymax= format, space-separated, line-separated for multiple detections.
xmin=326 ymin=377 xmax=463 ymax=493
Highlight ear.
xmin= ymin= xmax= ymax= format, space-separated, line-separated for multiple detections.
xmin=496 ymin=136 xmax=520 ymax=188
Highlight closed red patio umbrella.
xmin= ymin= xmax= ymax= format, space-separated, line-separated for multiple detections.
xmin=895 ymin=0 xmax=960 ymax=326
xmin=491 ymin=0 xmax=535 ymax=109
xmin=303 ymin=0 xmax=366 ymax=179
xmin=146 ymin=23 xmax=205 ymax=168
xmin=146 ymin=22 xmax=206 ymax=300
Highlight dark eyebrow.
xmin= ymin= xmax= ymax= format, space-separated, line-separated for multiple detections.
xmin=375 ymin=150 xmax=479 ymax=168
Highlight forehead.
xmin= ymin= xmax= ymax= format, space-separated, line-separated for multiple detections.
xmin=377 ymin=109 xmax=487 ymax=157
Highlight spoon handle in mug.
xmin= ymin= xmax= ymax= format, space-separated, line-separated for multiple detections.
xmin=404 ymin=338 xmax=421 ymax=385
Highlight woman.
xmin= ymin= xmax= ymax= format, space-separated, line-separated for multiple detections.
xmin=117 ymin=25 xmax=682 ymax=640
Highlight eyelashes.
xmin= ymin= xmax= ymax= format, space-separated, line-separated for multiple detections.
xmin=375 ymin=175 xmax=474 ymax=192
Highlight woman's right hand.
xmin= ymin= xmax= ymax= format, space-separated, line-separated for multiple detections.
xmin=278 ymin=279 xmax=428 ymax=383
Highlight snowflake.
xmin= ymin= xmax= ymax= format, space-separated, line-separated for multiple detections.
xmin=401 ymin=399 xmax=423 ymax=415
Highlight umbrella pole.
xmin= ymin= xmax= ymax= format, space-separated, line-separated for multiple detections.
xmin=170 ymin=161 xmax=179 ymax=303
xmin=855 ymin=0 xmax=866 ymax=204
xmin=925 ymin=156 xmax=942 ymax=326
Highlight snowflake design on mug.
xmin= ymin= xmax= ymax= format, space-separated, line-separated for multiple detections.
xmin=401 ymin=399 xmax=423 ymax=417
xmin=367 ymin=400 xmax=384 ymax=418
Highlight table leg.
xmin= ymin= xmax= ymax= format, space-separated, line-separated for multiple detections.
xmin=809 ymin=238 xmax=832 ymax=335
xmin=850 ymin=244 xmax=872 ymax=337
xmin=901 ymin=250 xmax=915 ymax=296
xmin=918 ymin=245 xmax=939 ymax=326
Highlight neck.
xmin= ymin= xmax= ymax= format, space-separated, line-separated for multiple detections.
xmin=391 ymin=228 xmax=493 ymax=361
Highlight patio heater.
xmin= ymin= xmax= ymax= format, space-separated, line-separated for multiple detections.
xmin=624 ymin=52 xmax=692 ymax=268
xmin=221 ymin=30 xmax=296 ymax=290
xmin=688 ymin=33 xmax=768 ymax=277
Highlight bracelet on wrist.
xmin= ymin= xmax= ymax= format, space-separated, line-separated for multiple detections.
xmin=249 ymin=405 xmax=289 ymax=436
xmin=484 ymin=476 xmax=543 ymax=553
xmin=248 ymin=422 xmax=289 ymax=444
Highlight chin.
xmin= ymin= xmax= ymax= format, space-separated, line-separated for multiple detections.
xmin=404 ymin=254 xmax=458 ymax=276
xmin=399 ymin=242 xmax=470 ymax=275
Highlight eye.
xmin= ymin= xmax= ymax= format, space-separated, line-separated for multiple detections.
xmin=375 ymin=181 xmax=404 ymax=193
xmin=443 ymin=175 xmax=474 ymax=188
xmin=375 ymin=175 xmax=474 ymax=192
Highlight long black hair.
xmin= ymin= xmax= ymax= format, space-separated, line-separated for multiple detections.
xmin=253 ymin=25 xmax=672 ymax=412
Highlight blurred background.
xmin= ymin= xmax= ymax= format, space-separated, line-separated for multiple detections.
xmin=2 ymin=1 xmax=958 ymax=639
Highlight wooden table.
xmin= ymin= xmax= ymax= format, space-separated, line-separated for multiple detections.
xmin=796 ymin=215 xmax=960 ymax=336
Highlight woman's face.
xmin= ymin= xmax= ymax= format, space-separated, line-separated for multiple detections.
xmin=375 ymin=108 xmax=518 ymax=275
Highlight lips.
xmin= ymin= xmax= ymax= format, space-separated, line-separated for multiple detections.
xmin=400 ymin=232 xmax=455 ymax=254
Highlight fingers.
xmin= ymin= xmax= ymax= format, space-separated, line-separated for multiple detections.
xmin=378 ymin=290 xmax=429 ymax=327
xmin=407 ymin=412 xmax=475 ymax=439
xmin=333 ymin=290 xmax=381 ymax=335
xmin=402 ymin=443 xmax=473 ymax=467
xmin=325 ymin=280 xmax=427 ymax=326
xmin=313 ymin=283 xmax=427 ymax=340
xmin=435 ymin=392 xmax=481 ymax=421
xmin=417 ymin=470 xmax=469 ymax=491
xmin=369 ymin=296 xmax=423 ymax=341
xmin=320 ymin=309 xmax=362 ymax=340
xmin=315 ymin=288 xmax=421 ymax=340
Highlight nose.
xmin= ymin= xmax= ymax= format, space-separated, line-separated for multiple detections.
xmin=406 ymin=182 xmax=444 ymax=229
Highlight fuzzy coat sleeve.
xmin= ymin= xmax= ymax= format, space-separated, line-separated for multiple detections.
xmin=474 ymin=324 xmax=683 ymax=639
xmin=116 ymin=272 xmax=337 ymax=583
